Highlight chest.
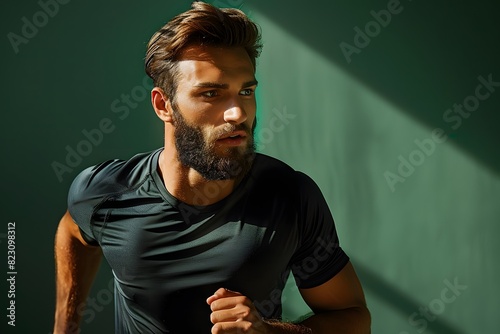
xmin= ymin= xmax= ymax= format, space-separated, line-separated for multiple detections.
xmin=97 ymin=196 xmax=300 ymax=293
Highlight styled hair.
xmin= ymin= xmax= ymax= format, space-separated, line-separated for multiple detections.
xmin=145 ymin=1 xmax=262 ymax=102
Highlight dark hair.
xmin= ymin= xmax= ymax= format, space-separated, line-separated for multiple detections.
xmin=145 ymin=1 xmax=262 ymax=102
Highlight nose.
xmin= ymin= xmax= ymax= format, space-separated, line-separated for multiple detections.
xmin=223 ymin=101 xmax=247 ymax=125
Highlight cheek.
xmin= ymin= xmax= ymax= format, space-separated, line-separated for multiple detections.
xmin=200 ymin=125 xmax=219 ymax=143
xmin=246 ymin=106 xmax=257 ymax=127
xmin=177 ymin=102 xmax=220 ymax=129
xmin=244 ymin=99 xmax=257 ymax=115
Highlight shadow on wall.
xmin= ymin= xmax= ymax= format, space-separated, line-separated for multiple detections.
xmin=355 ymin=262 xmax=466 ymax=334
xmin=248 ymin=0 xmax=500 ymax=176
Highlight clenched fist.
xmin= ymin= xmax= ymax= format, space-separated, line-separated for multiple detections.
xmin=206 ymin=288 xmax=272 ymax=333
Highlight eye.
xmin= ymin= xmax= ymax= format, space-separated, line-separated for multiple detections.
xmin=240 ymin=88 xmax=254 ymax=96
xmin=201 ymin=90 xmax=218 ymax=98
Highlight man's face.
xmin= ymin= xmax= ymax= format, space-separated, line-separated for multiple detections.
xmin=170 ymin=45 xmax=258 ymax=180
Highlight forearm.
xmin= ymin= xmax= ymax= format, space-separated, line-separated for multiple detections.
xmin=265 ymin=306 xmax=370 ymax=333
xmin=54 ymin=213 xmax=102 ymax=333
xmin=298 ymin=306 xmax=371 ymax=334
xmin=265 ymin=319 xmax=312 ymax=333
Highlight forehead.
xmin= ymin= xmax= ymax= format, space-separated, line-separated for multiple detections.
xmin=176 ymin=45 xmax=255 ymax=85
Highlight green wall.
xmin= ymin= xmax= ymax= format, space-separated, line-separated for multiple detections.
xmin=1 ymin=1 xmax=498 ymax=333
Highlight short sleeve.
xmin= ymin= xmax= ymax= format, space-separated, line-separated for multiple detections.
xmin=67 ymin=160 xmax=122 ymax=245
xmin=289 ymin=172 xmax=349 ymax=289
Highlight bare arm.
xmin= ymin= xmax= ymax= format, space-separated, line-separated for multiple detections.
xmin=297 ymin=261 xmax=371 ymax=333
xmin=206 ymin=262 xmax=369 ymax=333
xmin=54 ymin=210 xmax=102 ymax=334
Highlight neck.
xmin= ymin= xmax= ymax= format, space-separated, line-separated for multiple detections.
xmin=157 ymin=149 xmax=239 ymax=206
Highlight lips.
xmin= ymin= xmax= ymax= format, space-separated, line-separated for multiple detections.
xmin=218 ymin=130 xmax=247 ymax=140
xmin=216 ymin=130 xmax=248 ymax=146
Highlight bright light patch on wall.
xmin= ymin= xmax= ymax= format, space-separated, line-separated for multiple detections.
xmin=249 ymin=10 xmax=500 ymax=334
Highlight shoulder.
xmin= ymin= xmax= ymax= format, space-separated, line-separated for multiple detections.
xmin=252 ymin=153 xmax=295 ymax=176
xmin=250 ymin=153 xmax=319 ymax=194
xmin=252 ymin=153 xmax=315 ymax=183
xmin=68 ymin=149 xmax=160 ymax=217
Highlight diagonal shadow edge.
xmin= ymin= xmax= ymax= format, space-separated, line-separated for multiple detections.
xmin=245 ymin=1 xmax=500 ymax=179
xmin=352 ymin=259 xmax=466 ymax=334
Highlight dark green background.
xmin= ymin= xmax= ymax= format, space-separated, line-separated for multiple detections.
xmin=1 ymin=0 xmax=499 ymax=333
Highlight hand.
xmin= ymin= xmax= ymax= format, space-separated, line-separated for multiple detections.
xmin=207 ymin=288 xmax=272 ymax=333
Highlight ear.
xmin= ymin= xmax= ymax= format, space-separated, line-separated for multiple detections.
xmin=151 ymin=87 xmax=174 ymax=123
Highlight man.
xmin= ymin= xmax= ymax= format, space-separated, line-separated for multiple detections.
xmin=54 ymin=2 xmax=370 ymax=333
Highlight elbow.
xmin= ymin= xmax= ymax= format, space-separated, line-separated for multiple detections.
xmin=354 ymin=304 xmax=371 ymax=333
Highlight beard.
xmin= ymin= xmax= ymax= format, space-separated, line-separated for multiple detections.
xmin=172 ymin=107 xmax=256 ymax=181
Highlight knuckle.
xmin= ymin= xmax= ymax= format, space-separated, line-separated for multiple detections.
xmin=211 ymin=323 xmax=221 ymax=334
xmin=242 ymin=322 xmax=252 ymax=332
xmin=238 ymin=296 xmax=250 ymax=305
xmin=210 ymin=300 xmax=219 ymax=312
xmin=241 ymin=309 xmax=251 ymax=318
xmin=210 ymin=312 xmax=218 ymax=324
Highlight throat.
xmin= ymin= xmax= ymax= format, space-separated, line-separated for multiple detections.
xmin=157 ymin=149 xmax=247 ymax=206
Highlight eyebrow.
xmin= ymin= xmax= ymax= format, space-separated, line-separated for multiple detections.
xmin=193 ymin=80 xmax=259 ymax=89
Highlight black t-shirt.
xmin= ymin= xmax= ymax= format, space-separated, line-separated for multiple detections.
xmin=68 ymin=149 xmax=349 ymax=333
